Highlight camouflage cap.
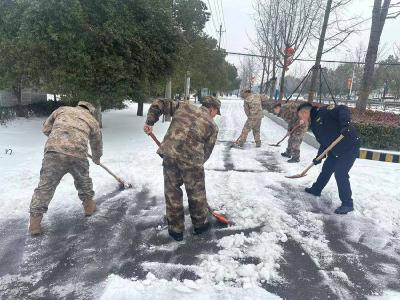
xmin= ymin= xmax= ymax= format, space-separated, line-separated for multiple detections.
xmin=77 ymin=101 xmax=96 ymax=114
xmin=202 ymin=96 xmax=221 ymax=115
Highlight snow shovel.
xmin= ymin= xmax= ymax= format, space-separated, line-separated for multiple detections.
xmin=148 ymin=132 xmax=231 ymax=225
xmin=88 ymin=154 xmax=133 ymax=189
xmin=269 ymin=123 xmax=303 ymax=147
xmin=208 ymin=206 xmax=231 ymax=225
xmin=285 ymin=135 xmax=345 ymax=179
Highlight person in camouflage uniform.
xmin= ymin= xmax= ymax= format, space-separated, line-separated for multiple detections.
xmin=235 ymin=89 xmax=264 ymax=148
xmin=144 ymin=96 xmax=220 ymax=241
xmin=29 ymin=101 xmax=103 ymax=235
xmin=273 ymin=102 xmax=307 ymax=163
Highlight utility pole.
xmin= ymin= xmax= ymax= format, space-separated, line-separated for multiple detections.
xmin=217 ymin=24 xmax=225 ymax=51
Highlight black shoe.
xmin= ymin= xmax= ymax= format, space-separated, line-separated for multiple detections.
xmin=232 ymin=142 xmax=244 ymax=149
xmin=255 ymin=142 xmax=262 ymax=148
xmin=287 ymin=157 xmax=300 ymax=163
xmin=168 ymin=229 xmax=183 ymax=241
xmin=193 ymin=222 xmax=211 ymax=235
xmin=305 ymin=187 xmax=321 ymax=197
xmin=334 ymin=205 xmax=354 ymax=215
xmin=281 ymin=152 xmax=291 ymax=158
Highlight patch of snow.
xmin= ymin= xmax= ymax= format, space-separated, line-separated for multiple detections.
xmin=100 ymin=273 xmax=281 ymax=300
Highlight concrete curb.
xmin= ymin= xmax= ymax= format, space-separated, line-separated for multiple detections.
xmin=264 ymin=111 xmax=400 ymax=164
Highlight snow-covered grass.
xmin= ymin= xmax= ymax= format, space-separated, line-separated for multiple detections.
xmin=1 ymin=98 xmax=399 ymax=299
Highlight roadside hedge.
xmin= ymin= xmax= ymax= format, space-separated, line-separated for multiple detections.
xmin=262 ymin=99 xmax=400 ymax=151
xmin=0 ymin=100 xmax=127 ymax=125
xmin=352 ymin=122 xmax=400 ymax=151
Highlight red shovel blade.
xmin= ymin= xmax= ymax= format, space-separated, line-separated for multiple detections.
xmin=208 ymin=208 xmax=230 ymax=225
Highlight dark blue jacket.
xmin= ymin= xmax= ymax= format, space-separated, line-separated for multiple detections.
xmin=310 ymin=105 xmax=360 ymax=157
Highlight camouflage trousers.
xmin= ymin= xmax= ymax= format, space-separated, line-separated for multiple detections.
xmin=286 ymin=128 xmax=306 ymax=160
xmin=237 ymin=117 xmax=263 ymax=144
xmin=163 ymin=156 xmax=208 ymax=233
xmin=30 ymin=152 xmax=94 ymax=215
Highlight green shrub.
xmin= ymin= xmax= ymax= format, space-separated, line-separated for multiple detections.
xmin=354 ymin=122 xmax=400 ymax=151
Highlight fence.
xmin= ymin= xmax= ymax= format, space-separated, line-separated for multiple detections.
xmin=0 ymin=89 xmax=47 ymax=108
xmin=320 ymin=97 xmax=400 ymax=113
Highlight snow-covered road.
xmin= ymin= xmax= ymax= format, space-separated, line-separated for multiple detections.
xmin=0 ymin=99 xmax=399 ymax=299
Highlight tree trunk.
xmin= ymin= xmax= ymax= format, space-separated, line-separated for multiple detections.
xmin=137 ymin=101 xmax=144 ymax=116
xmin=270 ymin=45 xmax=277 ymax=99
xmin=12 ymin=83 xmax=24 ymax=117
xmin=279 ymin=63 xmax=287 ymax=101
xmin=356 ymin=0 xmax=391 ymax=111
xmin=308 ymin=0 xmax=333 ymax=103
xmin=260 ymin=55 xmax=267 ymax=94
xmin=164 ymin=79 xmax=172 ymax=121
xmin=264 ymin=58 xmax=271 ymax=94
xmin=95 ymin=100 xmax=103 ymax=128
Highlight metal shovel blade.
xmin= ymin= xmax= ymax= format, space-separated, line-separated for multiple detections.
xmin=118 ymin=182 xmax=133 ymax=190
xmin=285 ymin=173 xmax=307 ymax=179
xmin=268 ymin=143 xmax=281 ymax=147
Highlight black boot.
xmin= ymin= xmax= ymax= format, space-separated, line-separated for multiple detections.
xmin=287 ymin=157 xmax=300 ymax=163
xmin=193 ymin=222 xmax=211 ymax=235
xmin=281 ymin=152 xmax=291 ymax=158
xmin=168 ymin=229 xmax=183 ymax=241
xmin=305 ymin=187 xmax=321 ymax=197
xmin=334 ymin=205 xmax=354 ymax=215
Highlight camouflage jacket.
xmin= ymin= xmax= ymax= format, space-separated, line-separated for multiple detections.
xmin=280 ymin=102 xmax=308 ymax=132
xmin=244 ymin=94 xmax=263 ymax=119
xmin=42 ymin=106 xmax=103 ymax=161
xmin=146 ymin=99 xmax=219 ymax=166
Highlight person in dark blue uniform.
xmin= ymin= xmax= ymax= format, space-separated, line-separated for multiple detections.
xmin=297 ymin=103 xmax=361 ymax=214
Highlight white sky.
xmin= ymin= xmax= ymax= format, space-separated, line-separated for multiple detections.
xmin=204 ymin=0 xmax=400 ymax=77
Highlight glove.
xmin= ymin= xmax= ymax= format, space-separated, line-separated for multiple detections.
xmin=92 ymin=157 xmax=101 ymax=165
xmin=144 ymin=124 xmax=153 ymax=135
xmin=340 ymin=126 xmax=350 ymax=137
xmin=313 ymin=157 xmax=322 ymax=165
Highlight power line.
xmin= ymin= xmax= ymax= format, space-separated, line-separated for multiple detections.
xmin=218 ymin=0 xmax=228 ymax=49
xmin=215 ymin=0 xmax=224 ymax=27
xmin=226 ymin=51 xmax=400 ymax=66
xmin=207 ymin=0 xmax=219 ymax=35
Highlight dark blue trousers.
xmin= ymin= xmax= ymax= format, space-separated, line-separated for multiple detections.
xmin=311 ymin=147 xmax=359 ymax=207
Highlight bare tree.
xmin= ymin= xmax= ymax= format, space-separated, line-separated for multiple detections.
xmin=239 ymin=56 xmax=258 ymax=90
xmin=256 ymin=0 xmax=323 ymax=101
xmin=308 ymin=0 xmax=367 ymax=102
xmin=255 ymin=0 xmax=280 ymax=97
xmin=356 ymin=0 xmax=400 ymax=111
xmin=251 ymin=31 xmax=273 ymax=94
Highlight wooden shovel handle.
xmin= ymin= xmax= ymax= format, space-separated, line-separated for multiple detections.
xmin=288 ymin=122 xmax=303 ymax=135
xmin=149 ymin=132 xmax=161 ymax=147
xmin=299 ymin=135 xmax=345 ymax=177
xmin=87 ymin=154 xmax=126 ymax=186
xmin=315 ymin=135 xmax=345 ymax=162
xmin=275 ymin=122 xmax=303 ymax=146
